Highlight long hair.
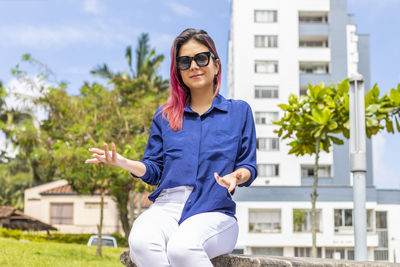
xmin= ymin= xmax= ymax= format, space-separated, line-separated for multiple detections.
xmin=160 ymin=28 xmax=222 ymax=131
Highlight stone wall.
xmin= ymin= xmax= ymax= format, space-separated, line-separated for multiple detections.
xmin=120 ymin=251 xmax=400 ymax=267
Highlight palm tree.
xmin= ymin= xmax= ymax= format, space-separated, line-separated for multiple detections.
xmin=91 ymin=33 xmax=169 ymax=92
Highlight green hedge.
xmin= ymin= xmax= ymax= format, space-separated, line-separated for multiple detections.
xmin=0 ymin=228 xmax=128 ymax=247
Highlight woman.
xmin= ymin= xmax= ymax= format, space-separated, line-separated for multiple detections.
xmin=85 ymin=28 xmax=257 ymax=267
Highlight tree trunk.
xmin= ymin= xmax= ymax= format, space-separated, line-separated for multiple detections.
xmin=311 ymin=136 xmax=321 ymax=258
xmin=118 ymin=194 xmax=131 ymax=240
xmin=96 ymin=190 xmax=105 ymax=257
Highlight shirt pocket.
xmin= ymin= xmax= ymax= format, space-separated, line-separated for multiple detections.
xmin=163 ymin=128 xmax=184 ymax=159
xmin=205 ymin=129 xmax=238 ymax=163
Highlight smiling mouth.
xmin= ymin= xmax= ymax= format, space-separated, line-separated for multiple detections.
xmin=190 ymin=74 xmax=203 ymax=78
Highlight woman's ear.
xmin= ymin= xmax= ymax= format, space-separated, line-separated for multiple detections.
xmin=214 ymin=58 xmax=220 ymax=75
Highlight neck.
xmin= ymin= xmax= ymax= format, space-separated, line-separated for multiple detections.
xmin=189 ymin=88 xmax=215 ymax=109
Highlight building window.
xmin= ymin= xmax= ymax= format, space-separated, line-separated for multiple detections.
xmin=299 ymin=11 xmax=328 ymax=23
xmin=301 ymin=165 xmax=331 ymax=178
xmin=255 ymin=35 xmax=278 ymax=48
xmin=255 ymin=112 xmax=279 ymax=125
xmin=232 ymin=248 xmax=244 ymax=254
xmin=255 ymin=86 xmax=279 ymax=99
xmin=251 ymin=247 xmax=283 ymax=256
xmin=249 ymin=209 xmax=281 ymax=233
xmin=257 ymin=164 xmax=279 ymax=177
xmin=375 ymin=211 xmax=388 ymax=261
xmin=299 ymin=62 xmax=329 ymax=74
xmin=293 ymin=209 xmax=321 ymax=232
xmin=299 ymin=36 xmax=329 ymax=48
xmin=334 ymin=209 xmax=374 ymax=233
xmin=254 ymin=10 xmax=277 ymax=23
xmin=257 ymin=138 xmax=279 ymax=151
xmin=325 ymin=248 xmax=354 ymax=260
xmin=376 ymin=211 xmax=387 ymax=229
xmin=255 ymin=61 xmax=278 ymax=73
xmin=295 ymin=247 xmax=322 ymax=258
xmin=50 ymin=203 xmax=73 ymax=225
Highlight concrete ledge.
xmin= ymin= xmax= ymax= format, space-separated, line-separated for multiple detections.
xmin=120 ymin=251 xmax=400 ymax=266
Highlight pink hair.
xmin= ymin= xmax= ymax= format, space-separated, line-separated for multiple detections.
xmin=159 ymin=29 xmax=222 ymax=131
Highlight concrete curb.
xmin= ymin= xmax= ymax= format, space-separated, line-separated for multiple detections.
xmin=120 ymin=250 xmax=400 ymax=266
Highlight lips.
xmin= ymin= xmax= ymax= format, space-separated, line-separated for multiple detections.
xmin=190 ymin=74 xmax=203 ymax=78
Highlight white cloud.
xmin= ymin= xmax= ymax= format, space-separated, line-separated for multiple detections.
xmin=83 ymin=0 xmax=105 ymax=15
xmin=372 ymin=133 xmax=400 ymax=189
xmin=0 ymin=21 xmax=139 ymax=49
xmin=166 ymin=2 xmax=194 ymax=16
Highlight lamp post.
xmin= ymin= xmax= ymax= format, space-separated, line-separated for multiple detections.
xmin=349 ymin=74 xmax=368 ymax=261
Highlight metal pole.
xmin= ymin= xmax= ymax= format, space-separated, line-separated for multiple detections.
xmin=349 ymin=74 xmax=368 ymax=261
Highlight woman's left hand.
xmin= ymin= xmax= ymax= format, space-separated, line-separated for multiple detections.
xmin=214 ymin=171 xmax=243 ymax=194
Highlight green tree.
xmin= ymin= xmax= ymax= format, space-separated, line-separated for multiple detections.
xmin=273 ymin=79 xmax=400 ymax=258
xmin=91 ymin=32 xmax=169 ymax=92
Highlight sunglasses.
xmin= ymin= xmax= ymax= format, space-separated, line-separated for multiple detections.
xmin=176 ymin=51 xmax=213 ymax=70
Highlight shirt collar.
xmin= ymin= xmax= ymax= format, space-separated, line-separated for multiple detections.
xmin=184 ymin=93 xmax=229 ymax=114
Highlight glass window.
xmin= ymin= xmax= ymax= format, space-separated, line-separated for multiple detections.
xmin=325 ymin=248 xmax=347 ymax=260
xmin=301 ymin=165 xmax=331 ymax=178
xmin=251 ymin=247 xmax=283 ymax=256
xmin=255 ymin=61 xmax=278 ymax=73
xmin=257 ymin=138 xmax=279 ymax=151
xmin=249 ymin=209 xmax=281 ymax=233
xmin=334 ymin=209 xmax=374 ymax=232
xmin=257 ymin=164 xmax=279 ymax=177
xmin=255 ymin=86 xmax=279 ymax=99
xmin=255 ymin=112 xmax=279 ymax=125
xmin=376 ymin=211 xmax=387 ymax=229
xmin=374 ymin=250 xmax=389 ymax=261
xmin=293 ymin=209 xmax=321 ymax=232
xmin=298 ymin=11 xmax=328 ymax=23
xmin=294 ymin=247 xmax=322 ymax=258
xmin=255 ymin=35 xmax=278 ymax=48
xmin=50 ymin=203 xmax=73 ymax=225
xmin=254 ymin=10 xmax=277 ymax=23
xmin=299 ymin=62 xmax=329 ymax=74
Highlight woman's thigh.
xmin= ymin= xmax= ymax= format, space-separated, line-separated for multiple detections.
xmin=128 ymin=204 xmax=180 ymax=253
xmin=169 ymin=212 xmax=239 ymax=259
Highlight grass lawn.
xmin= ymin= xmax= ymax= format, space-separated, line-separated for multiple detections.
xmin=0 ymin=237 xmax=127 ymax=267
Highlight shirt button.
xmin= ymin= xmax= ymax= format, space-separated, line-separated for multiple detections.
xmin=188 ymin=199 xmax=191 ymax=203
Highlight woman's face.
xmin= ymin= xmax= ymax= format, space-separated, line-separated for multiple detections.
xmin=178 ymin=39 xmax=219 ymax=94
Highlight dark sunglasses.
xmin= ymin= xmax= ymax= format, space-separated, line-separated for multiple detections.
xmin=176 ymin=51 xmax=213 ymax=70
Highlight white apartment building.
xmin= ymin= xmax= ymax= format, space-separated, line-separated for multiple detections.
xmin=228 ymin=0 xmax=400 ymax=262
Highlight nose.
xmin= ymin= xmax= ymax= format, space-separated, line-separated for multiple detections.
xmin=189 ymin=58 xmax=199 ymax=71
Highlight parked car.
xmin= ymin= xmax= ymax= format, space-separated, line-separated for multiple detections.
xmin=87 ymin=235 xmax=118 ymax=248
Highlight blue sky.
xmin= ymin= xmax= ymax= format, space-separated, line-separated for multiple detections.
xmin=0 ymin=0 xmax=399 ymax=189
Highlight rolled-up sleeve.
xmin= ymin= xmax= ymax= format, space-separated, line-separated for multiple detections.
xmin=235 ymin=102 xmax=257 ymax=187
xmin=130 ymin=107 xmax=164 ymax=185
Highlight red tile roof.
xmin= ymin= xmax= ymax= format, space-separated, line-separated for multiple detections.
xmin=0 ymin=205 xmax=15 ymax=218
xmin=40 ymin=184 xmax=110 ymax=195
xmin=0 ymin=206 xmax=57 ymax=231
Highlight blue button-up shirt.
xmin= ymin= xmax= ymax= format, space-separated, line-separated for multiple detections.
xmin=131 ymin=93 xmax=257 ymax=224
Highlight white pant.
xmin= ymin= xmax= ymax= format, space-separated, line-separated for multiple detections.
xmin=128 ymin=186 xmax=239 ymax=267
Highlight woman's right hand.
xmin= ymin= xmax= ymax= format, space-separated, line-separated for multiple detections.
xmin=85 ymin=143 xmax=126 ymax=168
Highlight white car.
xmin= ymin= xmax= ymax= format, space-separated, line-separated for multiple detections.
xmin=87 ymin=235 xmax=118 ymax=248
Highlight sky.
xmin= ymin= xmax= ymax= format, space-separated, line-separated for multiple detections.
xmin=0 ymin=0 xmax=399 ymax=189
